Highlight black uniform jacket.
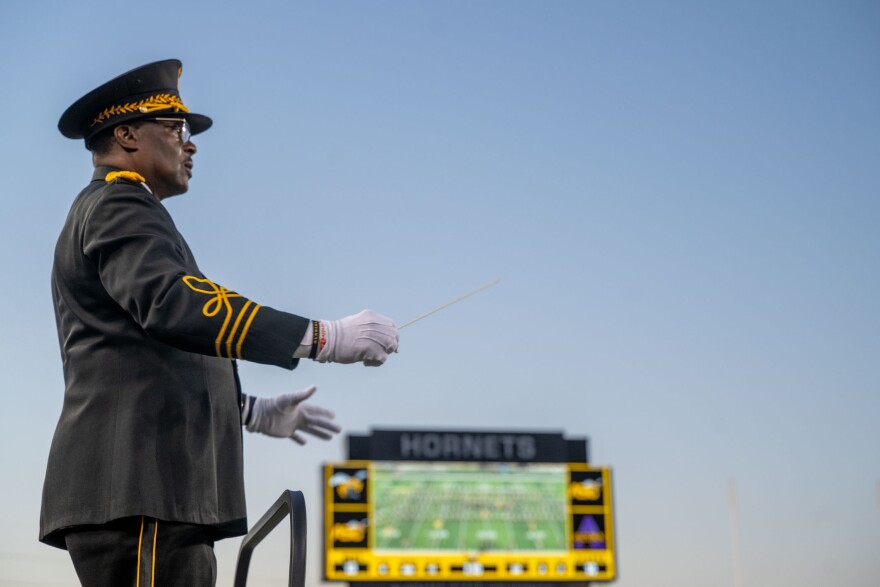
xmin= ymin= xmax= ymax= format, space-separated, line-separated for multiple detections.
xmin=40 ymin=166 xmax=310 ymax=548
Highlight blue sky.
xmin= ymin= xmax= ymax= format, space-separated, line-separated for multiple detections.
xmin=1 ymin=1 xmax=878 ymax=586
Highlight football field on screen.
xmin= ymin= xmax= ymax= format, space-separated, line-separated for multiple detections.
xmin=372 ymin=463 xmax=568 ymax=552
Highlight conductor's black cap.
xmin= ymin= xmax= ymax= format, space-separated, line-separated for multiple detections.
xmin=58 ymin=59 xmax=212 ymax=147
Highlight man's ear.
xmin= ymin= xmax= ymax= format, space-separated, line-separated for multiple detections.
xmin=113 ymin=124 xmax=140 ymax=152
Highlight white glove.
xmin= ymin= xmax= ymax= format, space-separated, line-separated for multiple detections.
xmin=316 ymin=310 xmax=399 ymax=367
xmin=245 ymin=386 xmax=341 ymax=444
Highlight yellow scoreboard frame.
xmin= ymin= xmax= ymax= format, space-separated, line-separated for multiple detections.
xmin=322 ymin=460 xmax=616 ymax=582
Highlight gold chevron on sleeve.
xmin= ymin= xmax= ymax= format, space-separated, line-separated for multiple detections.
xmin=182 ymin=275 xmax=255 ymax=358
xmin=236 ymin=303 xmax=262 ymax=359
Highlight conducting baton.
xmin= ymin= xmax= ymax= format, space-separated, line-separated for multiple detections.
xmin=399 ymin=278 xmax=500 ymax=330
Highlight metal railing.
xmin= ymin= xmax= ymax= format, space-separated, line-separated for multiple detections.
xmin=232 ymin=490 xmax=307 ymax=587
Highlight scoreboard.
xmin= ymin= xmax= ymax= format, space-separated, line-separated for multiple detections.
xmin=322 ymin=429 xmax=616 ymax=584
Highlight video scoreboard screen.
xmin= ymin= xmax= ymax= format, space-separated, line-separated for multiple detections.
xmin=322 ymin=459 xmax=615 ymax=582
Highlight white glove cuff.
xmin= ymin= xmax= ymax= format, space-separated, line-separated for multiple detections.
xmin=315 ymin=320 xmax=336 ymax=363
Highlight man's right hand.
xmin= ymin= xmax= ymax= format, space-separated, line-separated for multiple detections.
xmin=316 ymin=310 xmax=399 ymax=366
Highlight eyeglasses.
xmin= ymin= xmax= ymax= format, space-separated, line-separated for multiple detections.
xmin=148 ymin=117 xmax=192 ymax=144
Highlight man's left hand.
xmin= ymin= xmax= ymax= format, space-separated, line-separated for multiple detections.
xmin=246 ymin=386 xmax=341 ymax=444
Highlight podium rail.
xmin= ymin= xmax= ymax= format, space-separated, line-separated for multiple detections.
xmin=233 ymin=490 xmax=307 ymax=587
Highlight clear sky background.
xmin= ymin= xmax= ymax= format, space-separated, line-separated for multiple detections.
xmin=1 ymin=1 xmax=878 ymax=586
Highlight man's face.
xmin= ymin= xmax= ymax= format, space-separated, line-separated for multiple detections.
xmin=133 ymin=118 xmax=196 ymax=199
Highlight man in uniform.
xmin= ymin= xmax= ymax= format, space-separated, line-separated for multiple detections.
xmin=40 ymin=59 xmax=399 ymax=586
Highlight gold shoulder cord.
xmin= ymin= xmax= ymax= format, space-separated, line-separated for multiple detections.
xmin=105 ymin=170 xmax=146 ymax=184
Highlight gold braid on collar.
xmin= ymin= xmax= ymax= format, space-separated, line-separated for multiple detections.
xmin=105 ymin=170 xmax=146 ymax=184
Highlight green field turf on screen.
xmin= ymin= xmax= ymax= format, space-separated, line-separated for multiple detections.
xmin=372 ymin=462 xmax=568 ymax=552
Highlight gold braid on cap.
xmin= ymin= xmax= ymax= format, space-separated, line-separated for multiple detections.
xmin=91 ymin=94 xmax=190 ymax=127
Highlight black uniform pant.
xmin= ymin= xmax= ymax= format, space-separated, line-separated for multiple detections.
xmin=65 ymin=517 xmax=216 ymax=587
